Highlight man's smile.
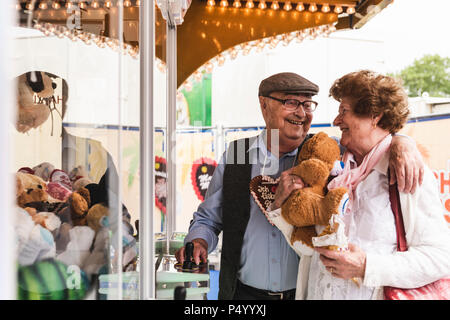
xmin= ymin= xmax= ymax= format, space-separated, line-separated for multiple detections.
xmin=286 ymin=119 xmax=304 ymax=125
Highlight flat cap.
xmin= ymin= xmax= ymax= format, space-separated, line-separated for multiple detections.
xmin=258 ymin=72 xmax=319 ymax=97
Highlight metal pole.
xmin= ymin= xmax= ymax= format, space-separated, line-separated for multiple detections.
xmin=116 ymin=0 xmax=124 ymax=300
xmin=0 ymin=0 xmax=16 ymax=300
xmin=139 ymin=0 xmax=155 ymax=300
xmin=166 ymin=20 xmax=177 ymax=254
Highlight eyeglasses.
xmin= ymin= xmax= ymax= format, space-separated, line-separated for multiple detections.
xmin=264 ymin=95 xmax=318 ymax=112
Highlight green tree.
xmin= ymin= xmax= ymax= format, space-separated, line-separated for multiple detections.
xmin=389 ymin=54 xmax=450 ymax=97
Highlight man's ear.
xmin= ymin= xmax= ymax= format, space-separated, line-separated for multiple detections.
xmin=259 ymin=96 xmax=266 ymax=109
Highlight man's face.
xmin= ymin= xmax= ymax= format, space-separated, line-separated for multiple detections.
xmin=260 ymin=92 xmax=314 ymax=149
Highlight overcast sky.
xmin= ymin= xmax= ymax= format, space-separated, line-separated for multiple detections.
xmin=346 ymin=0 xmax=450 ymax=73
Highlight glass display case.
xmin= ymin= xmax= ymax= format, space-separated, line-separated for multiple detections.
xmin=9 ymin=0 xmax=152 ymax=300
xmin=7 ymin=0 xmax=211 ymax=301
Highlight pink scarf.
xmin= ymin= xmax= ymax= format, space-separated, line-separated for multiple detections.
xmin=328 ymin=134 xmax=392 ymax=206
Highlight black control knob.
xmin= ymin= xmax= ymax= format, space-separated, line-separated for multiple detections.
xmin=183 ymin=242 xmax=194 ymax=270
xmin=174 ymin=286 xmax=186 ymax=300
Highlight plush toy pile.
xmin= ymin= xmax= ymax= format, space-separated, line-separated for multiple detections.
xmin=14 ymin=162 xmax=137 ymax=300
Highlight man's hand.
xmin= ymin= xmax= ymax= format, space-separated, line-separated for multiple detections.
xmin=175 ymin=238 xmax=208 ymax=265
xmin=271 ymin=167 xmax=305 ymax=210
xmin=389 ymin=135 xmax=425 ymax=194
xmin=315 ymin=243 xmax=366 ymax=279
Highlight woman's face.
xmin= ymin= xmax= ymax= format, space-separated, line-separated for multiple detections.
xmin=333 ymin=97 xmax=374 ymax=157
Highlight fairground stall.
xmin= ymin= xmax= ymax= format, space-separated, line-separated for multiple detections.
xmin=1 ymin=0 xmax=404 ymax=300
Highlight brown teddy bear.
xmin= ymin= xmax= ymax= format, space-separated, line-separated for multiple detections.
xmin=22 ymin=185 xmax=92 ymax=228
xmin=57 ymin=187 xmax=91 ymax=227
xmin=17 ymin=186 xmax=48 ymax=208
xmin=16 ymin=71 xmax=54 ymax=133
xmin=86 ymin=203 xmax=109 ymax=232
xmin=16 ymin=172 xmax=47 ymax=196
xmin=281 ymin=132 xmax=348 ymax=248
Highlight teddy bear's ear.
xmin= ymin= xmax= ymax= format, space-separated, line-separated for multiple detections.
xmin=25 ymin=71 xmax=54 ymax=98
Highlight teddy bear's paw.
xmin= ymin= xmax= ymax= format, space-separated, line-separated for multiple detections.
xmin=291 ymin=226 xmax=316 ymax=248
xmin=324 ymin=187 xmax=349 ymax=217
xmin=282 ymin=190 xmax=326 ymax=227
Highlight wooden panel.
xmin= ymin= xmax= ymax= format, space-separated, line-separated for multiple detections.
xmin=176 ymin=0 xmax=338 ymax=86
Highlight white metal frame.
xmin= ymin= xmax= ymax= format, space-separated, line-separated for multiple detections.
xmin=0 ymin=0 xmax=16 ymax=300
xmin=166 ymin=18 xmax=178 ymax=254
xmin=139 ymin=0 xmax=156 ymax=300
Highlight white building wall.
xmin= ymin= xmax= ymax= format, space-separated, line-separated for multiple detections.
xmin=212 ymin=32 xmax=387 ymax=128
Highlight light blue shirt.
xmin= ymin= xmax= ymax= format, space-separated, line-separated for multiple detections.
xmin=185 ymin=130 xmax=301 ymax=291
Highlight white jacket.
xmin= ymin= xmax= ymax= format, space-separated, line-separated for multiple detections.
xmin=268 ymin=152 xmax=450 ymax=300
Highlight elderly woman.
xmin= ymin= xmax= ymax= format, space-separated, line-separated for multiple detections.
xmin=270 ymin=70 xmax=450 ymax=299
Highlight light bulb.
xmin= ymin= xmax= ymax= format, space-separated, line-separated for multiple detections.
xmin=334 ymin=6 xmax=343 ymax=14
xmin=220 ymin=0 xmax=228 ymax=7
xmin=79 ymin=1 xmax=87 ymax=9
xmin=66 ymin=1 xmax=73 ymax=9
xmin=105 ymin=0 xmax=113 ymax=8
xmin=217 ymin=55 xmax=225 ymax=66
xmin=245 ymin=0 xmax=254 ymax=9
xmin=91 ymin=1 xmax=100 ymax=8
xmin=136 ymin=0 xmax=140 ymax=6
xmin=124 ymin=0 xmax=132 ymax=7
xmin=56 ymin=29 xmax=64 ymax=38
xmin=129 ymin=46 xmax=139 ymax=58
xmin=271 ymin=1 xmax=279 ymax=10
xmin=283 ymin=1 xmax=292 ymax=11
xmin=205 ymin=62 xmax=214 ymax=73
xmin=26 ymin=2 xmax=34 ymax=10
xmin=39 ymin=2 xmax=48 ymax=10
xmin=193 ymin=71 xmax=203 ymax=82
xmin=308 ymin=3 xmax=317 ymax=12
xmin=207 ymin=0 xmax=215 ymax=6
xmin=346 ymin=6 xmax=355 ymax=14
xmin=256 ymin=40 xmax=265 ymax=52
xmin=184 ymin=81 xmax=192 ymax=92
xmin=229 ymin=48 xmax=238 ymax=60
xmin=258 ymin=0 xmax=266 ymax=9
xmin=52 ymin=1 xmax=60 ymax=9
xmin=296 ymin=2 xmax=304 ymax=11
xmin=321 ymin=4 xmax=330 ymax=13
xmin=232 ymin=0 xmax=241 ymax=8
xmin=269 ymin=37 xmax=279 ymax=48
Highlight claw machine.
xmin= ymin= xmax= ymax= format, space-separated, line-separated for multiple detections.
xmin=6 ymin=0 xmax=210 ymax=300
xmin=8 ymin=0 xmax=156 ymax=300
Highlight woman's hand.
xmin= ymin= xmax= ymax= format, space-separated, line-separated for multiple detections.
xmin=389 ymin=135 xmax=425 ymax=194
xmin=271 ymin=167 xmax=305 ymax=210
xmin=315 ymin=243 xmax=366 ymax=279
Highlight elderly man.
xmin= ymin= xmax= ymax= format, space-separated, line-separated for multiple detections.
xmin=175 ymin=72 xmax=423 ymax=300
